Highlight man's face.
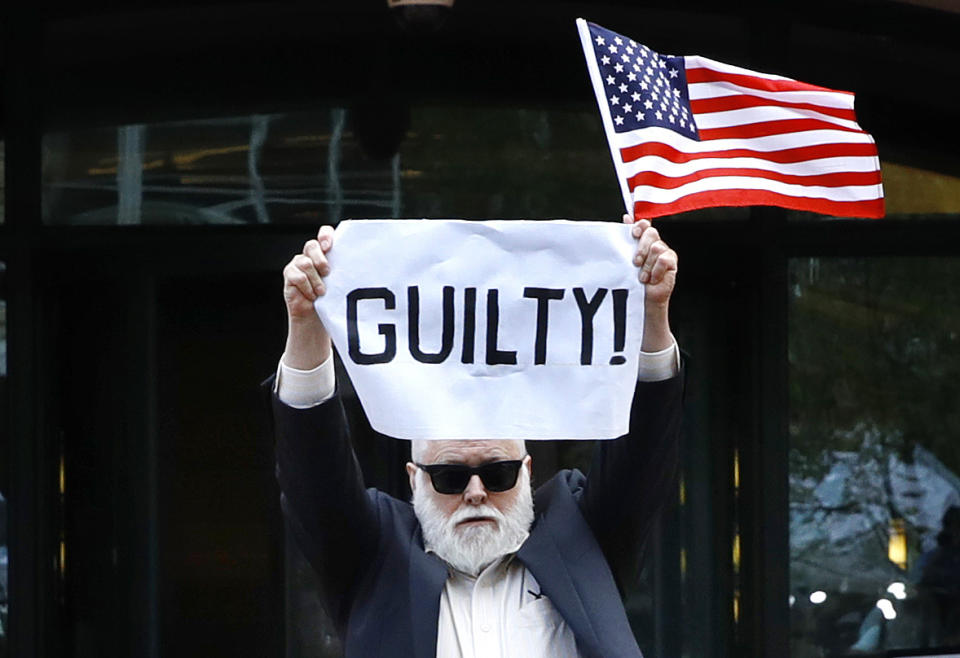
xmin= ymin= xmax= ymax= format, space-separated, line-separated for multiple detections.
xmin=407 ymin=439 xmax=531 ymax=527
xmin=407 ymin=440 xmax=534 ymax=575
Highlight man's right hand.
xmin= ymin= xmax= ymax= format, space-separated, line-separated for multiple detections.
xmin=282 ymin=225 xmax=335 ymax=369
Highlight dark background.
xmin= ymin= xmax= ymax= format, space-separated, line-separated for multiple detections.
xmin=3 ymin=1 xmax=960 ymax=656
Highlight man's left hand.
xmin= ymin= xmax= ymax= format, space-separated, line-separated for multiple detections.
xmin=624 ymin=214 xmax=677 ymax=310
xmin=624 ymin=214 xmax=677 ymax=352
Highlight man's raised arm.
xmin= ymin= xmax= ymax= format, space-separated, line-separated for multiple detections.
xmin=579 ymin=216 xmax=683 ymax=588
xmin=272 ymin=225 xmax=379 ymax=629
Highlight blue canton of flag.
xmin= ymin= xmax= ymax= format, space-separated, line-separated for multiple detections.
xmin=587 ymin=22 xmax=699 ymax=139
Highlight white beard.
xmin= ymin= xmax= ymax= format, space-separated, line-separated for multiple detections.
xmin=413 ymin=467 xmax=535 ymax=577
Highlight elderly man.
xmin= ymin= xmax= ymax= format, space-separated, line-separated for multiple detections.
xmin=272 ymin=216 xmax=682 ymax=658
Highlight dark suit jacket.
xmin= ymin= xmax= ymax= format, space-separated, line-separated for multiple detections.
xmin=272 ymin=371 xmax=683 ymax=658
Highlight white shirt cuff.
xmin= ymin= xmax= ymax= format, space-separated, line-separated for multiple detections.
xmin=275 ymin=340 xmax=678 ymax=406
xmin=636 ymin=340 xmax=680 ymax=382
xmin=276 ymin=354 xmax=336 ymax=408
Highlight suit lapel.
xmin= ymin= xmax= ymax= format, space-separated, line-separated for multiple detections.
xmin=518 ymin=473 xmax=643 ymax=658
xmin=517 ymin=523 xmax=601 ymax=652
xmin=518 ymin=475 xmax=602 ymax=655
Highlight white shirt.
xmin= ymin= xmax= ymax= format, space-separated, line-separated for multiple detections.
xmin=433 ymin=550 xmax=580 ymax=658
xmin=276 ymin=342 xmax=680 ymax=658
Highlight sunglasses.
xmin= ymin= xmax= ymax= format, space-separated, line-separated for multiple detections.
xmin=416 ymin=460 xmax=524 ymax=495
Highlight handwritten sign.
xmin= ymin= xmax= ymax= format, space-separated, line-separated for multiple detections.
xmin=315 ymin=219 xmax=644 ymax=440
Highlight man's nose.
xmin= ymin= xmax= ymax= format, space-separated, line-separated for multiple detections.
xmin=463 ymin=475 xmax=487 ymax=504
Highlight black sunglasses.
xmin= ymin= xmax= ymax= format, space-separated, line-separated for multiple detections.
xmin=416 ymin=460 xmax=524 ymax=495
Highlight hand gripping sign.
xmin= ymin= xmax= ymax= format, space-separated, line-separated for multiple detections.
xmin=314 ymin=219 xmax=645 ymax=440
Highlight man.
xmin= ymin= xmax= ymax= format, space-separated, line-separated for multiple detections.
xmin=272 ymin=215 xmax=682 ymax=657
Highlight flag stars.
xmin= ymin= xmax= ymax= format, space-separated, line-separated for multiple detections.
xmin=591 ymin=34 xmax=699 ymax=135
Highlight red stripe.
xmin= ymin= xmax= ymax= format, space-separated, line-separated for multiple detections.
xmin=697 ymin=118 xmax=864 ymax=140
xmin=620 ymin=141 xmax=878 ymax=165
xmin=632 ymin=189 xmax=885 ymax=219
xmin=684 ymin=66 xmax=851 ymax=96
xmin=627 ymin=168 xmax=882 ymax=190
xmin=690 ymin=94 xmax=856 ymax=121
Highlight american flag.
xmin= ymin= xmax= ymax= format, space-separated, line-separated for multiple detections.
xmin=576 ymin=19 xmax=884 ymax=219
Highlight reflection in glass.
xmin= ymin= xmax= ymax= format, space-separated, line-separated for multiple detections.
xmin=42 ymin=108 xmax=627 ymax=225
xmin=42 ymin=108 xmax=750 ymax=226
xmin=1 ymin=141 xmax=5 ymax=225
xmin=789 ymin=257 xmax=960 ymax=655
xmin=0 ymin=260 xmax=7 ymax=655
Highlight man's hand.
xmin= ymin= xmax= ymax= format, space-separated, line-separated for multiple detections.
xmin=623 ymin=214 xmax=677 ymax=352
xmin=282 ymin=225 xmax=335 ymax=369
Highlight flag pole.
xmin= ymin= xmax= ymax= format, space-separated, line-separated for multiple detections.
xmin=576 ymin=18 xmax=635 ymax=219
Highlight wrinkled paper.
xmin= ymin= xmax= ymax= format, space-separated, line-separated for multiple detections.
xmin=315 ymin=219 xmax=644 ymax=440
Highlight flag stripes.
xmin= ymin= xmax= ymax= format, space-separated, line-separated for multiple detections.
xmin=620 ymin=142 xmax=881 ymax=167
xmin=627 ymin=168 xmax=883 ymax=191
xmin=689 ymin=95 xmax=858 ymax=122
xmin=630 ymin=189 xmax=884 ymax=218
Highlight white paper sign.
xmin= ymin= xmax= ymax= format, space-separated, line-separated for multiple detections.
xmin=314 ymin=219 xmax=644 ymax=440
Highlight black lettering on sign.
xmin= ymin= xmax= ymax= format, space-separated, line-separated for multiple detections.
xmin=485 ymin=289 xmax=517 ymax=365
xmin=461 ymin=287 xmax=477 ymax=364
xmin=572 ymin=288 xmax=607 ymax=365
xmin=523 ymin=287 xmax=565 ymax=365
xmin=347 ymin=287 xmax=397 ymax=364
xmin=609 ymin=289 xmax=628 ymax=365
xmin=408 ymin=285 xmax=455 ymax=364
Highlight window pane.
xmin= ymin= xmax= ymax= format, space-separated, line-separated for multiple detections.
xmin=789 ymin=257 xmax=960 ymax=655
xmin=0 ymin=259 xmax=7 ymax=655
xmin=1 ymin=140 xmax=5 ymax=225
xmin=41 ymin=108 xmax=745 ymax=226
